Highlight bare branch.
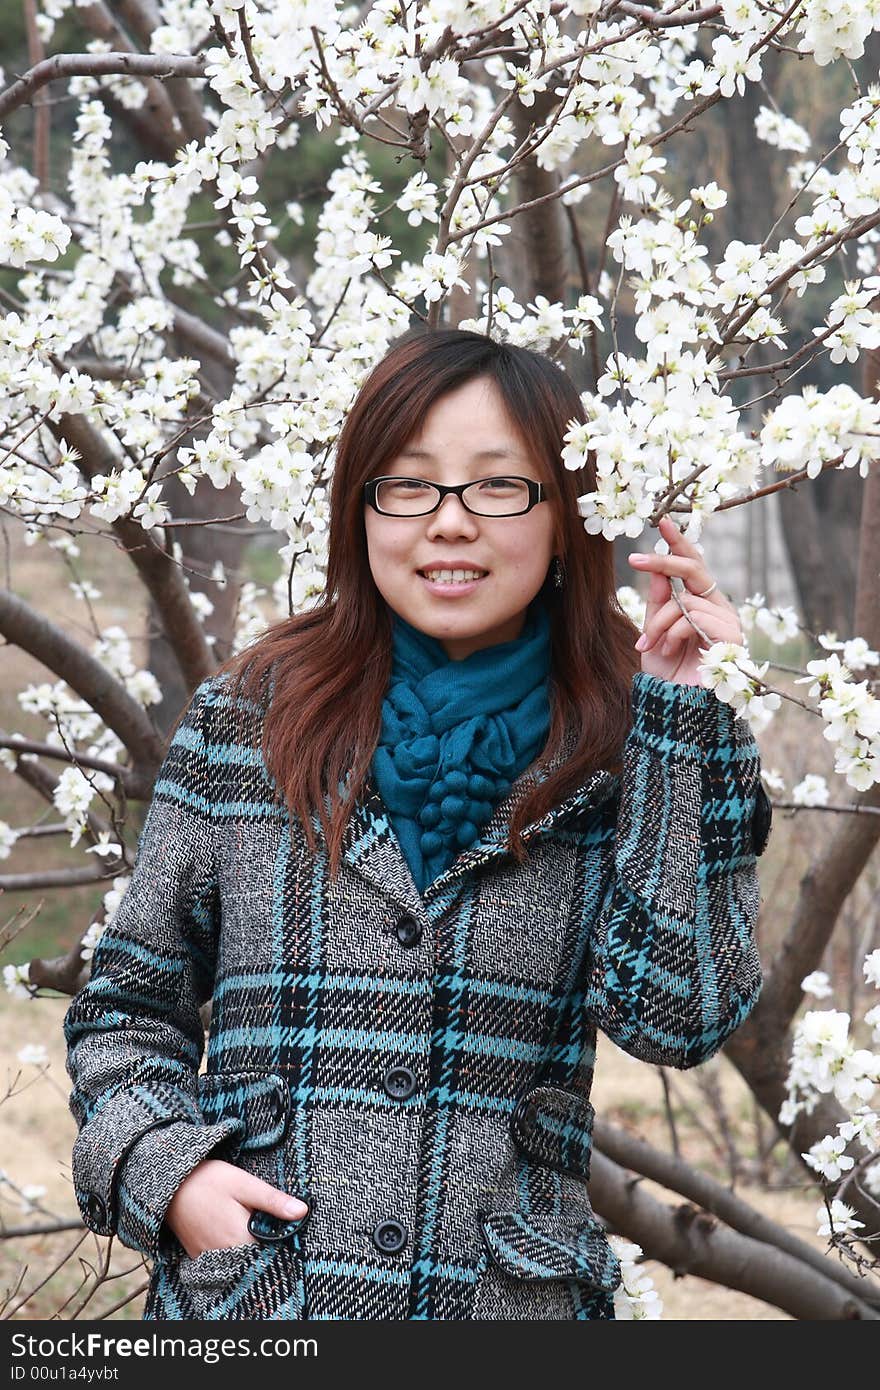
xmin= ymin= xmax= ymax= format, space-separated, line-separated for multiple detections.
xmin=27 ymin=938 xmax=93 ymax=995
xmin=0 ymin=866 xmax=113 ymax=891
xmin=42 ymin=412 xmax=217 ymax=689
xmin=160 ymin=511 xmax=248 ymax=529
xmin=92 ymin=1278 xmax=151 ymax=1318
xmin=0 ymin=52 xmax=206 ymax=123
xmin=0 ymin=732 xmax=147 ymax=798
xmin=616 ymin=1 xmax=722 ymax=23
xmin=769 ymin=799 xmax=880 ymax=817
xmin=1 ymin=1219 xmax=84 ymax=1239
xmin=590 ymin=1150 xmax=879 ymax=1319
xmin=0 ymin=589 xmax=164 ymax=770
xmin=593 ymin=1117 xmax=880 ymax=1309
xmin=1 ymin=1229 xmax=91 ymax=1320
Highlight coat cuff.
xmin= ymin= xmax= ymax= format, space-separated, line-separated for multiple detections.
xmin=115 ymin=1117 xmax=245 ymax=1258
xmin=71 ymin=1079 xmax=243 ymax=1254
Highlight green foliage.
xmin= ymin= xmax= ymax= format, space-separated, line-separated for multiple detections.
xmin=244 ymin=537 xmax=285 ymax=589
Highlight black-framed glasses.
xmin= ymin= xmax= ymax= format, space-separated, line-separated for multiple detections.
xmin=363 ymin=475 xmax=547 ymax=517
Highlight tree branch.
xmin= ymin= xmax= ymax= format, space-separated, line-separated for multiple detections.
xmin=769 ymin=799 xmax=880 ymax=817
xmin=4 ymin=743 xmax=117 ymax=843
xmin=0 ymin=866 xmax=113 ymax=890
xmin=616 ymin=1 xmax=722 ymax=23
xmin=0 ymin=731 xmax=148 ymax=799
xmin=590 ymin=1150 xmax=878 ymax=1319
xmin=27 ymin=939 xmax=93 ymax=995
xmin=0 ymin=52 xmax=206 ymax=122
xmin=43 ymin=412 xmax=218 ymax=690
xmin=0 ymin=589 xmax=164 ymax=771
xmin=0 ymin=1220 xmax=85 ymax=1239
xmin=77 ymin=2 xmax=185 ymax=155
xmin=593 ymin=1117 xmax=880 ymax=1309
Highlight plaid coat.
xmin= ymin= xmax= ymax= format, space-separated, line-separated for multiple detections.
xmin=63 ymin=666 xmax=771 ymax=1321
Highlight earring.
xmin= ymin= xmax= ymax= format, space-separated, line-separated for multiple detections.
xmin=552 ymin=556 xmax=565 ymax=589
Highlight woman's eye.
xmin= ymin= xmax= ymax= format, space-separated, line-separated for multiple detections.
xmin=389 ymin=479 xmax=431 ymax=492
xmin=479 ymin=477 xmax=519 ymax=491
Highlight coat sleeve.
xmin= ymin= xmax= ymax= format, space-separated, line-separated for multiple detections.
xmin=583 ymin=670 xmax=770 ymax=1070
xmin=63 ymin=674 xmax=243 ymax=1258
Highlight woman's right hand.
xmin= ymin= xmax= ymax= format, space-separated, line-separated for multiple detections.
xmin=164 ymin=1158 xmax=309 ymax=1260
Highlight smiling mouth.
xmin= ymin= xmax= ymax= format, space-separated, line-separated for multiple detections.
xmin=417 ymin=568 xmax=490 ymax=582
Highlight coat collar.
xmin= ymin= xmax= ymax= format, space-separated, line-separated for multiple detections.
xmin=336 ymin=725 xmax=620 ymax=910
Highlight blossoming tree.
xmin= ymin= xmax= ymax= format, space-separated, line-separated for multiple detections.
xmin=1 ymin=0 xmax=879 ymax=1319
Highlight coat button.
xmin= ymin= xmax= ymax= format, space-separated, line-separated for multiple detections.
xmin=265 ymin=1089 xmax=286 ymax=1126
xmin=513 ymin=1096 xmax=539 ymax=1131
xmin=85 ymin=1193 xmax=106 ymax=1226
xmin=395 ymin=915 xmax=422 ymax=947
xmin=383 ymin=1064 xmax=417 ymax=1100
xmin=372 ymin=1219 xmax=407 ymax=1254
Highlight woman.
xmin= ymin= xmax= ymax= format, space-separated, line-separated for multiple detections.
xmin=64 ymin=327 xmax=771 ymax=1321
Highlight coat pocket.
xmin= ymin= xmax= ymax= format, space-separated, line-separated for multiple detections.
xmin=471 ymin=1208 xmax=621 ymax=1320
xmin=163 ymin=1069 xmax=304 ymax=1319
xmin=175 ymin=1236 xmax=306 ymax=1320
xmin=470 ymin=1086 xmax=619 ymax=1319
xmin=479 ymin=1209 xmax=621 ymax=1290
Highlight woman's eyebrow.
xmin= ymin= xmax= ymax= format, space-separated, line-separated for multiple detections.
xmin=397 ymin=447 xmax=523 ymax=460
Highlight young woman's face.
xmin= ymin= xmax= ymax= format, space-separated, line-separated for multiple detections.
xmin=364 ymin=376 xmax=558 ymax=661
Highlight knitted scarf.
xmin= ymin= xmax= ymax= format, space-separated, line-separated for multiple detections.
xmin=370 ymin=597 xmax=552 ymax=893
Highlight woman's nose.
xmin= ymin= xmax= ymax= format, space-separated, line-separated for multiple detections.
xmin=425 ymin=493 xmax=479 ymax=536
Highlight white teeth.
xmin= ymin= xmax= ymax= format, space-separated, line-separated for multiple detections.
xmin=422 ymin=569 xmax=486 ymax=582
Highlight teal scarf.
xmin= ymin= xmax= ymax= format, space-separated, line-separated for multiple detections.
xmin=371 ymin=598 xmax=552 ymax=893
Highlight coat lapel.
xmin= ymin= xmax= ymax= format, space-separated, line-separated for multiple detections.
xmin=338 ymin=725 xmax=620 ymax=907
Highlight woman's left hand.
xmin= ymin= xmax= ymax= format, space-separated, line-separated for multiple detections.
xmin=627 ymin=515 xmax=744 ymax=688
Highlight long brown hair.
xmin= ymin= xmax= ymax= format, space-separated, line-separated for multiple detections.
xmin=202 ymin=327 xmax=640 ymax=880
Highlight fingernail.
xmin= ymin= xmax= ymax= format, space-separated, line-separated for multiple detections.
xmin=284 ymin=1198 xmax=308 ymax=1218
xmin=635 ymin=634 xmax=648 ymax=651
xmin=630 ymin=553 xmax=647 ymax=561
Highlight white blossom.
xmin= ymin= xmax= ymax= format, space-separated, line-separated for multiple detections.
xmin=0 ymin=820 xmax=20 ymax=859
xmin=803 ymin=1133 xmax=855 ymax=1181
xmin=3 ymin=964 xmax=31 ymax=1000
xmin=802 ymin=971 xmax=833 ymax=999
xmin=792 ymin=774 xmax=830 ymax=807
xmin=816 ymin=1200 xmax=864 ymax=1237
xmin=608 ymin=1236 xmax=663 ymax=1319
xmin=755 ymin=106 xmax=811 ymax=153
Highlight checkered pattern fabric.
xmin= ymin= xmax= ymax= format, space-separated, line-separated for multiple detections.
xmin=63 ymin=666 xmax=768 ymax=1320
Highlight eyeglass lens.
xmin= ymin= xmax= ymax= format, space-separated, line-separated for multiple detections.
xmin=375 ymin=477 xmax=531 ymax=515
